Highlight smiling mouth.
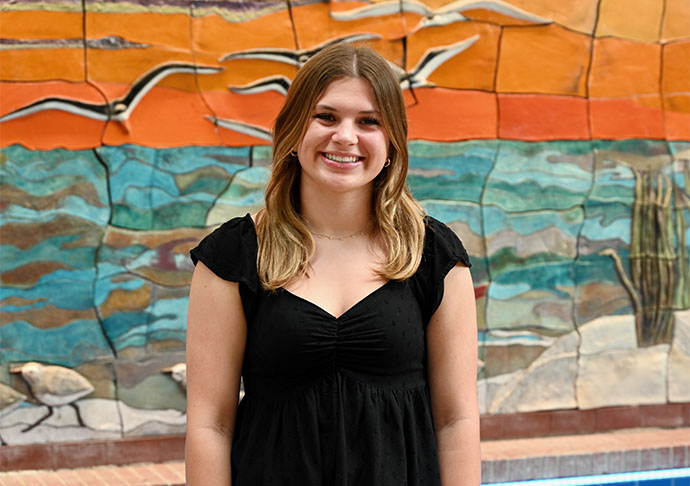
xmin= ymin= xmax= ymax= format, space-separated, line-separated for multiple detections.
xmin=322 ymin=152 xmax=362 ymax=163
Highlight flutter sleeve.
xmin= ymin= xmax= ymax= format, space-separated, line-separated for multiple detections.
xmin=189 ymin=214 xmax=260 ymax=295
xmin=411 ymin=216 xmax=472 ymax=324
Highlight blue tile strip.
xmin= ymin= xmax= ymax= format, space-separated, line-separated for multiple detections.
xmin=484 ymin=467 xmax=690 ymax=485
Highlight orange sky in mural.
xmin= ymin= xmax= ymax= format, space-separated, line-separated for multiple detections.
xmin=498 ymin=95 xmax=590 ymax=140
xmin=0 ymin=48 xmax=85 ymax=82
xmin=0 ymin=109 xmax=105 ymax=150
xmin=497 ymin=24 xmax=591 ymax=97
xmin=405 ymin=89 xmax=497 ymax=140
xmin=0 ymin=1 xmax=688 ymax=149
xmin=590 ymin=97 xmax=666 ymax=139
xmin=1 ymin=11 xmax=83 ymax=39
xmin=662 ymin=41 xmax=690 ymax=95
xmin=662 ymin=0 xmax=690 ymax=42
xmin=664 ymin=95 xmax=690 ymax=140
xmin=86 ymin=11 xmax=192 ymax=50
xmin=406 ymin=22 xmax=500 ymax=91
xmin=589 ymin=38 xmax=661 ymax=98
xmin=596 ymin=0 xmax=665 ymax=42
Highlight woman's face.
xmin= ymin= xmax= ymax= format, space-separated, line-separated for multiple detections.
xmin=296 ymin=76 xmax=390 ymax=196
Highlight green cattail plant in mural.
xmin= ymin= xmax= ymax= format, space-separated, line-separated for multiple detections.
xmin=602 ymin=160 xmax=690 ymax=347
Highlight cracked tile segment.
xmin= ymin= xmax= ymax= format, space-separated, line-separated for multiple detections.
xmin=189 ymin=0 xmax=223 ymax=145
xmin=91 ymin=146 xmax=125 ymax=439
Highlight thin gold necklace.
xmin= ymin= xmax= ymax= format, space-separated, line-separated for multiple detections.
xmin=305 ymin=220 xmax=371 ymax=241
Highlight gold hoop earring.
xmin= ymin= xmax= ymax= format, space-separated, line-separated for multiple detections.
xmin=290 ymin=149 xmax=298 ymax=157
xmin=383 ymin=157 xmax=391 ymax=168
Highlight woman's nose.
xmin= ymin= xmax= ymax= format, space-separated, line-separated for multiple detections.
xmin=332 ymin=120 xmax=357 ymax=145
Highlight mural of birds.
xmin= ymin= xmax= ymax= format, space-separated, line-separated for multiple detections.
xmin=220 ymin=33 xmax=381 ymax=66
xmin=392 ymin=34 xmax=480 ymax=89
xmin=10 ymin=362 xmax=94 ymax=433
xmin=331 ymin=0 xmax=550 ymax=32
xmin=229 ymin=75 xmax=292 ymax=96
xmin=206 ymin=116 xmax=273 ymax=142
xmin=0 ymin=62 xmax=223 ymax=130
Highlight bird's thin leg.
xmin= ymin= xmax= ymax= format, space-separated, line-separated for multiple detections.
xmin=71 ymin=403 xmax=87 ymax=428
xmin=22 ymin=406 xmax=53 ymax=433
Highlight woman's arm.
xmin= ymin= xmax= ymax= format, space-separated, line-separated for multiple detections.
xmin=427 ymin=263 xmax=481 ymax=486
xmin=185 ymin=261 xmax=247 ymax=485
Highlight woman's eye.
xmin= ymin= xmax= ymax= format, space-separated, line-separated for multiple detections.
xmin=360 ymin=117 xmax=380 ymax=126
xmin=315 ymin=113 xmax=335 ymax=122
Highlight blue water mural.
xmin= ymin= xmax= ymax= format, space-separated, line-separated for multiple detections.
xmin=1 ymin=140 xmax=688 ymax=444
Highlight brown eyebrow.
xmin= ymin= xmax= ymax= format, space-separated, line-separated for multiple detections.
xmin=315 ymin=104 xmax=380 ymax=115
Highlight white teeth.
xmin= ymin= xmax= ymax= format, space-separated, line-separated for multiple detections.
xmin=324 ymin=153 xmax=359 ymax=163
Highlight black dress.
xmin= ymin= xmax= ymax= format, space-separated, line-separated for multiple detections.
xmin=190 ymin=214 xmax=471 ymax=486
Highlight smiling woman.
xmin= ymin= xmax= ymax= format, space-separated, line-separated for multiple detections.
xmin=297 ymin=77 xmax=390 ymax=197
xmin=185 ymin=43 xmax=480 ymax=486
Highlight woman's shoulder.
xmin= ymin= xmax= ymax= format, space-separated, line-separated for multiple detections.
xmin=421 ymin=215 xmax=471 ymax=269
xmin=189 ymin=213 xmax=259 ymax=288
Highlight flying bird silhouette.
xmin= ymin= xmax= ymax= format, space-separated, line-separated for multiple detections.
xmin=0 ymin=62 xmax=223 ymax=131
xmin=392 ymin=34 xmax=479 ymax=89
xmin=11 ymin=362 xmax=94 ymax=433
xmin=220 ymin=33 xmax=381 ymax=66
xmin=229 ymin=75 xmax=292 ymax=96
xmin=331 ymin=0 xmax=549 ymax=31
xmin=207 ymin=116 xmax=273 ymax=142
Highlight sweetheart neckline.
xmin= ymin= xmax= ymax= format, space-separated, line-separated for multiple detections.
xmin=282 ymin=280 xmax=394 ymax=320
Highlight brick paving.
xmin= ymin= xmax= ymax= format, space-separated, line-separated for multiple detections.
xmin=0 ymin=428 xmax=688 ymax=485
xmin=0 ymin=462 xmax=184 ymax=486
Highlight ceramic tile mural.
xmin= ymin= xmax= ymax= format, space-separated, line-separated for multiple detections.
xmin=1 ymin=0 xmax=688 ymax=444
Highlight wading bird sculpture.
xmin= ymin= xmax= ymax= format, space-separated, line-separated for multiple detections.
xmin=10 ymin=362 xmax=94 ymax=433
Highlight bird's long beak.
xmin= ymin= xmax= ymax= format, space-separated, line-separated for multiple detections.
xmin=9 ymin=366 xmax=22 ymax=374
xmin=161 ymin=367 xmax=174 ymax=373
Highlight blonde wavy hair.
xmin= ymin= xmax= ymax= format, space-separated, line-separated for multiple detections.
xmin=256 ymin=43 xmax=426 ymax=290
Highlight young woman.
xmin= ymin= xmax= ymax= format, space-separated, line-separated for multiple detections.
xmin=185 ymin=43 xmax=480 ymax=485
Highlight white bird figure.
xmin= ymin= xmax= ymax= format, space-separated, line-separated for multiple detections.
xmin=206 ymin=116 xmax=273 ymax=142
xmin=331 ymin=0 xmax=550 ymax=32
xmin=163 ymin=363 xmax=245 ymax=401
xmin=391 ymin=34 xmax=479 ymax=89
xmin=0 ymin=62 xmax=223 ymax=131
xmin=163 ymin=363 xmax=187 ymax=389
xmin=226 ymin=36 xmax=478 ymax=96
xmin=229 ymin=75 xmax=292 ymax=96
xmin=10 ymin=362 xmax=94 ymax=433
xmin=220 ymin=33 xmax=381 ymax=66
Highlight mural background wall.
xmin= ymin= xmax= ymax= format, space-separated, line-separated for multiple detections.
xmin=1 ymin=0 xmax=689 ymax=445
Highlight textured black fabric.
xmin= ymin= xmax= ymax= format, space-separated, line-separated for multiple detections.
xmin=190 ymin=214 xmax=471 ymax=486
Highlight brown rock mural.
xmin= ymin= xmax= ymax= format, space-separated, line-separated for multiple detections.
xmin=0 ymin=0 xmax=688 ymax=445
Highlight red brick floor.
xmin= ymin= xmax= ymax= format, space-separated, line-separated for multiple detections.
xmin=0 ymin=427 xmax=688 ymax=485
xmin=0 ymin=462 xmax=184 ymax=486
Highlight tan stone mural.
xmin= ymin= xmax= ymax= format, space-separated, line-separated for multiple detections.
xmin=0 ymin=0 xmax=688 ymax=445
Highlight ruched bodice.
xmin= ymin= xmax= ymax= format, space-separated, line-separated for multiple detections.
xmin=190 ymin=214 xmax=471 ymax=486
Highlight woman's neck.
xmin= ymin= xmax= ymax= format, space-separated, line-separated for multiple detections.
xmin=299 ymin=184 xmax=374 ymax=237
